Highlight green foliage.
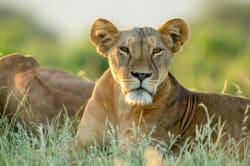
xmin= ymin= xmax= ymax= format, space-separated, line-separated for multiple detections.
xmin=0 ymin=8 xmax=61 ymax=67
xmin=60 ymin=40 xmax=108 ymax=80
xmin=171 ymin=19 xmax=250 ymax=97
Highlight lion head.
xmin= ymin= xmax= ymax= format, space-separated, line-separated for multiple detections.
xmin=90 ymin=18 xmax=189 ymax=105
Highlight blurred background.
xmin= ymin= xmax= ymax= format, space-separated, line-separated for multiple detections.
xmin=0 ymin=0 xmax=250 ymax=96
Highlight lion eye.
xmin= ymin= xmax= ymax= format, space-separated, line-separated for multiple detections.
xmin=152 ymin=48 xmax=163 ymax=55
xmin=119 ymin=47 xmax=130 ymax=54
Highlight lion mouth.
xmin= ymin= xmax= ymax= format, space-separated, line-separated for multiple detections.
xmin=125 ymin=88 xmax=153 ymax=105
xmin=130 ymin=87 xmax=153 ymax=96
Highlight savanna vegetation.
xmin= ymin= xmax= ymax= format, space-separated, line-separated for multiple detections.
xmin=0 ymin=2 xmax=249 ymax=165
xmin=0 ymin=108 xmax=249 ymax=165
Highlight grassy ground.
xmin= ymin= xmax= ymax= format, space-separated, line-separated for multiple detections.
xmin=0 ymin=109 xmax=249 ymax=166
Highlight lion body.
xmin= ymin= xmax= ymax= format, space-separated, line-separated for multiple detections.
xmin=74 ymin=18 xmax=250 ymax=154
xmin=76 ymin=70 xmax=250 ymax=149
xmin=0 ymin=54 xmax=94 ymax=126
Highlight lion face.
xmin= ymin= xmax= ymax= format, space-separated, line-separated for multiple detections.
xmin=90 ymin=18 xmax=189 ymax=105
xmin=107 ymin=29 xmax=172 ymax=105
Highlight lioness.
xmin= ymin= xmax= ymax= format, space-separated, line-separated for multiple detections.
xmin=0 ymin=54 xmax=94 ymax=127
xmin=74 ymin=18 xmax=250 ymax=153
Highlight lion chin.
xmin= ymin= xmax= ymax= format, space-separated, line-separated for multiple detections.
xmin=125 ymin=89 xmax=153 ymax=105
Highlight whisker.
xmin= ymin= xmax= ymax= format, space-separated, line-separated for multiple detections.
xmin=147 ymin=80 xmax=159 ymax=83
xmin=122 ymin=78 xmax=134 ymax=81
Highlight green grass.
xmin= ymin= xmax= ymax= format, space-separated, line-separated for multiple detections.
xmin=0 ymin=107 xmax=249 ymax=166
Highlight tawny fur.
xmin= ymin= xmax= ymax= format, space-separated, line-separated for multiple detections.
xmin=0 ymin=54 xmax=94 ymax=127
xmin=74 ymin=18 xmax=250 ymax=154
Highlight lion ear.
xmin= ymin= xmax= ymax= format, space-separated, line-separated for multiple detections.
xmin=159 ymin=18 xmax=189 ymax=54
xmin=90 ymin=18 xmax=119 ymax=56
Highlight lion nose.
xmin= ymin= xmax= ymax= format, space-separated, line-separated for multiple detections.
xmin=131 ymin=72 xmax=152 ymax=81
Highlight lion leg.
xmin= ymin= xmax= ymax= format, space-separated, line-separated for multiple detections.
xmin=71 ymin=98 xmax=111 ymax=153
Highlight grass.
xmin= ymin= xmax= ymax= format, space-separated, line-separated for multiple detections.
xmin=0 ymin=105 xmax=249 ymax=166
